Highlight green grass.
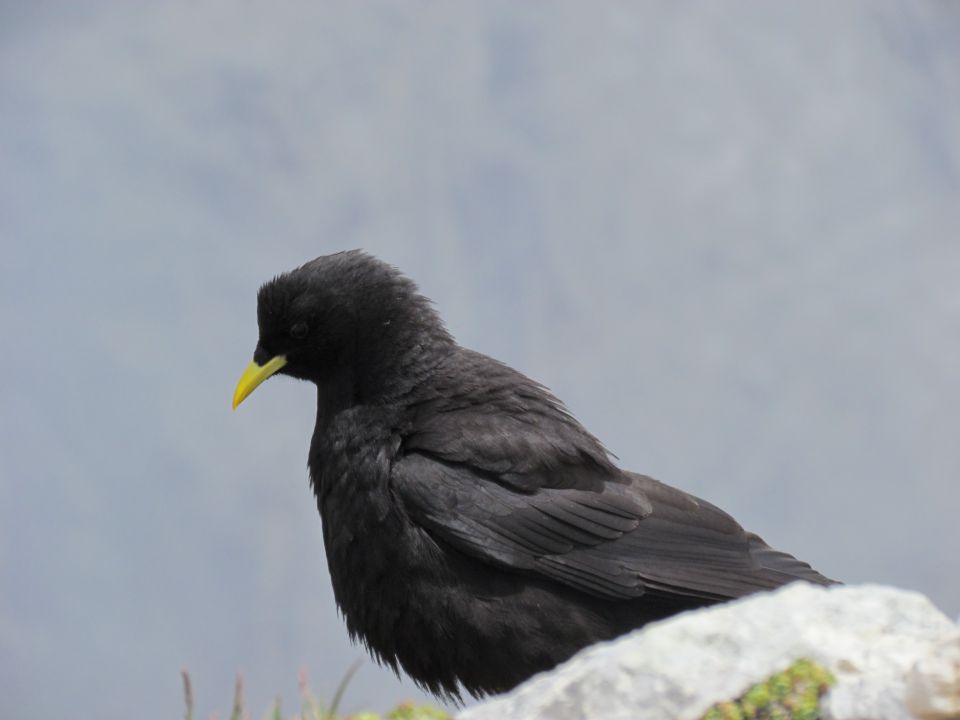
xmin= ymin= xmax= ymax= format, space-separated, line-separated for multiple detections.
xmin=180 ymin=666 xmax=450 ymax=720
xmin=700 ymin=658 xmax=836 ymax=720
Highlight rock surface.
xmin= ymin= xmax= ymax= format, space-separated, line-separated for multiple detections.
xmin=459 ymin=583 xmax=959 ymax=720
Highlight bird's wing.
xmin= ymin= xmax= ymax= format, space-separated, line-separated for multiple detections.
xmin=392 ymin=452 xmax=831 ymax=602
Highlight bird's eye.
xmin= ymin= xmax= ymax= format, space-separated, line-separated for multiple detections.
xmin=290 ymin=322 xmax=309 ymax=340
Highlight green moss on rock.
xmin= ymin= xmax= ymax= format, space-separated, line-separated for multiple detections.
xmin=345 ymin=703 xmax=450 ymax=720
xmin=701 ymin=659 xmax=835 ymax=720
xmin=383 ymin=702 xmax=451 ymax=720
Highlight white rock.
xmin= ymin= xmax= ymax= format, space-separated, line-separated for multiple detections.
xmin=904 ymin=631 xmax=960 ymax=719
xmin=458 ymin=583 xmax=958 ymax=720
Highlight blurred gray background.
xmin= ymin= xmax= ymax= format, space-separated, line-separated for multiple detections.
xmin=2 ymin=2 xmax=959 ymax=718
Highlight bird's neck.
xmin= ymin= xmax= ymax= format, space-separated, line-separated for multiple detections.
xmin=310 ymin=318 xmax=455 ymax=439
xmin=314 ymin=364 xmax=358 ymax=431
xmin=354 ymin=322 xmax=455 ymax=403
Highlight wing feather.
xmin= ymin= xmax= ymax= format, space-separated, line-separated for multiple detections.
xmin=393 ymin=453 xmax=832 ymax=602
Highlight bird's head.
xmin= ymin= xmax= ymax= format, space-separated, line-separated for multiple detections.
xmin=232 ymin=250 xmax=453 ymax=410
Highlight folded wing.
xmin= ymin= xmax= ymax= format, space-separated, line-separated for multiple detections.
xmin=393 ymin=452 xmax=833 ymax=602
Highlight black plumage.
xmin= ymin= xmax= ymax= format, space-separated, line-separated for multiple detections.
xmin=234 ymin=250 xmax=835 ymax=701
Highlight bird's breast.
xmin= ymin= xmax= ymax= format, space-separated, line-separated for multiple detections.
xmin=308 ymin=410 xmax=424 ymax=642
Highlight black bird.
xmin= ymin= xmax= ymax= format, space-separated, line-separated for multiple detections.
xmin=232 ymin=250 xmax=834 ymax=700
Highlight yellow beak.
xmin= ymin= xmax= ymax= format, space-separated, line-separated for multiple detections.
xmin=232 ymin=355 xmax=288 ymax=409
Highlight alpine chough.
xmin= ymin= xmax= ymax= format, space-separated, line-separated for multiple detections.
xmin=232 ymin=250 xmax=835 ymax=700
